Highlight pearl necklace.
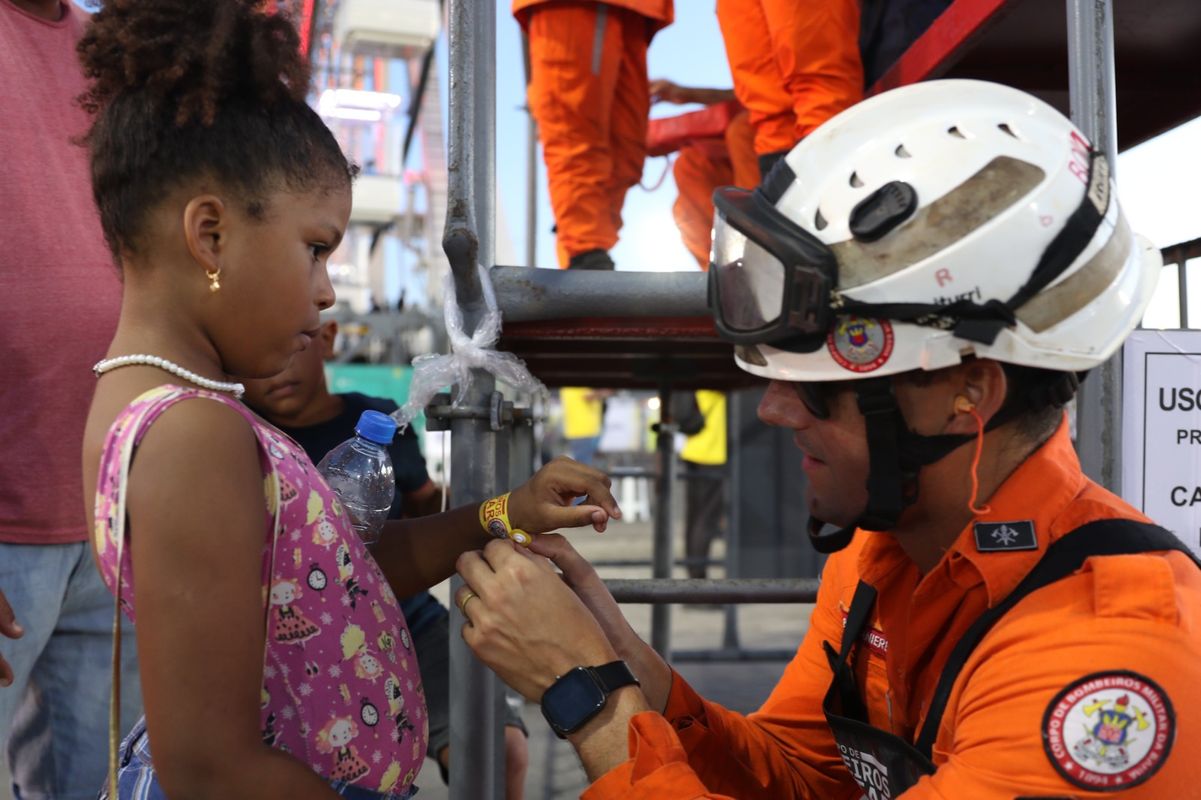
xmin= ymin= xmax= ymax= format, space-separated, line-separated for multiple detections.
xmin=93 ymin=354 xmax=246 ymax=398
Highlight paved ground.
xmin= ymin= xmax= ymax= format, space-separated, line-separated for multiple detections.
xmin=1 ymin=515 xmax=813 ymax=799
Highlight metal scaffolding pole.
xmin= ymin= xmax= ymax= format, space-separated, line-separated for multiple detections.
xmin=1067 ymin=0 xmax=1121 ymax=489
xmin=520 ymin=33 xmax=539 ymax=270
xmin=444 ymin=1 xmax=503 ymax=798
xmin=651 ymin=387 xmax=676 ymax=658
xmin=607 ymin=578 xmax=819 ymax=604
xmin=721 ymin=392 xmax=742 ymax=650
xmin=491 ymin=266 xmax=708 ymax=321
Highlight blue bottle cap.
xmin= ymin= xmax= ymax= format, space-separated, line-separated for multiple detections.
xmin=355 ymin=410 xmax=397 ymax=445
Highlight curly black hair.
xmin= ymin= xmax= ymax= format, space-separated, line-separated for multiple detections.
xmin=77 ymin=0 xmax=355 ymax=261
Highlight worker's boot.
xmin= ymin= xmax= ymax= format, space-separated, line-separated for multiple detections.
xmin=567 ymin=249 xmax=616 ymax=270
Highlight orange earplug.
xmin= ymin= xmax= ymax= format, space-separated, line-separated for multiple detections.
xmin=954 ymin=395 xmax=976 ymax=414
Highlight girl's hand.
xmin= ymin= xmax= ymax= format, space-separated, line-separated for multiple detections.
xmin=506 ymin=456 xmax=621 ymax=535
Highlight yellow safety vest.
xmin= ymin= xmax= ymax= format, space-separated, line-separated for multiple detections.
xmin=561 ymin=387 xmax=604 ymax=439
xmin=681 ymin=390 xmax=726 ymax=465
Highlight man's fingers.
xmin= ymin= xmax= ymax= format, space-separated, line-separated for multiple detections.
xmin=529 ymin=533 xmax=599 ymax=586
xmin=0 ymin=590 xmax=22 ymax=640
xmin=0 ymin=656 xmax=12 ymax=688
xmin=454 ymin=585 xmax=482 ymax=625
xmin=455 ymin=549 xmax=497 ymax=599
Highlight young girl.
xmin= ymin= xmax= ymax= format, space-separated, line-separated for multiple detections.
xmin=77 ymin=2 xmax=618 ymax=797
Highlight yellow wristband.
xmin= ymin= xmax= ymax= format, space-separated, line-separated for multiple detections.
xmin=479 ymin=493 xmax=532 ymax=546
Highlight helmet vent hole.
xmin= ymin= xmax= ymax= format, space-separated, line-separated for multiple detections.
xmin=849 ymin=172 xmax=864 ymax=188
xmin=998 ymin=122 xmax=1019 ymax=138
xmin=947 ymin=126 xmax=966 ymax=139
xmin=815 ymin=208 xmax=828 ymax=230
xmin=895 ymin=144 xmax=912 ymax=158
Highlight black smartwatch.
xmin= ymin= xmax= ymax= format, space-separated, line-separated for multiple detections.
xmin=540 ymin=660 xmax=640 ymax=738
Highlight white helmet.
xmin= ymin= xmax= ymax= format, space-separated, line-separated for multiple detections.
xmin=708 ymin=79 xmax=1160 ymax=383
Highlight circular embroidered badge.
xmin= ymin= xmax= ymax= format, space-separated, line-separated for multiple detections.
xmin=826 ymin=316 xmax=894 ymax=373
xmin=1042 ymin=671 xmax=1174 ymax=792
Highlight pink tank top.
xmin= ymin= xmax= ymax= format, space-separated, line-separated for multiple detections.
xmin=93 ymin=386 xmax=428 ymax=794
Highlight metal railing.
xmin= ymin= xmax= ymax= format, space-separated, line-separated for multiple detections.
xmin=1162 ymin=236 xmax=1201 ymax=328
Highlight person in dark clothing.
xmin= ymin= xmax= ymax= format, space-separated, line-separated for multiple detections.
xmin=244 ymin=320 xmax=529 ymax=796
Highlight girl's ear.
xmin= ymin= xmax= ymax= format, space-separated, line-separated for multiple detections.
xmin=182 ymin=194 xmax=228 ymax=278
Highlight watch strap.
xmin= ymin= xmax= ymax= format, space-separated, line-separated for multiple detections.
xmin=589 ymin=660 xmax=639 ymax=693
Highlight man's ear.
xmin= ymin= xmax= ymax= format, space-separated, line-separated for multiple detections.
xmin=181 ymin=194 xmax=228 ymax=278
xmin=944 ymin=359 xmax=1007 ymax=435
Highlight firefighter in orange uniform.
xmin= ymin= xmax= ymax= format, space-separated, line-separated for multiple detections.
xmin=648 ymin=79 xmax=759 ymax=269
xmin=515 ymin=0 xmax=673 ymax=270
xmin=454 ymin=81 xmax=1201 ymax=798
xmin=716 ymin=0 xmax=863 ymax=175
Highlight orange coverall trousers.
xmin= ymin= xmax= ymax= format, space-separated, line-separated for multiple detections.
xmin=520 ymin=1 xmax=671 ymax=266
xmin=671 ymin=110 xmax=759 ymax=270
xmin=716 ymin=0 xmax=864 ymax=156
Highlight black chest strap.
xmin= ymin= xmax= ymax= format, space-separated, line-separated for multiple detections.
xmin=911 ymin=518 xmax=1200 ymax=758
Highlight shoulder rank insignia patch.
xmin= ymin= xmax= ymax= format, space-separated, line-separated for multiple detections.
xmin=1042 ymin=671 xmax=1175 ymax=792
xmin=973 ymin=520 xmax=1037 ymax=552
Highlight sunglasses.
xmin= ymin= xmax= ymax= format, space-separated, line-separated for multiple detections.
xmin=791 ymin=381 xmax=852 ymax=420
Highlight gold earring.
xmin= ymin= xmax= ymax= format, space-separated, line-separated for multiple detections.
xmin=206 ymin=268 xmax=221 ymax=293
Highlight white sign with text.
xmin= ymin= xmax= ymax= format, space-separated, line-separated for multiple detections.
xmin=1121 ymin=330 xmax=1201 ymax=558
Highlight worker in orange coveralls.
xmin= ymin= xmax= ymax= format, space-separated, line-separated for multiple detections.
xmin=452 ymin=80 xmax=1201 ymax=798
xmin=515 ymin=0 xmax=673 ymax=270
xmin=717 ymin=0 xmax=863 ymax=176
xmin=648 ymin=79 xmax=759 ymax=269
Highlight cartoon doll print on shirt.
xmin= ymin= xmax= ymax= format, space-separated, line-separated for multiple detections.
xmin=313 ymin=515 xmax=338 ymax=549
xmin=341 ymin=623 xmax=386 ymax=682
xmin=316 ymin=716 xmax=370 ymax=783
xmin=270 ymin=578 xmax=320 ymax=644
xmin=385 ymin=673 xmax=416 ymax=742
xmin=378 ymin=630 xmax=397 ymax=664
xmin=336 ymin=543 xmax=370 ymax=609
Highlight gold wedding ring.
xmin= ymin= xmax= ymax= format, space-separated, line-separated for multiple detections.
xmin=458 ymin=590 xmax=478 ymax=615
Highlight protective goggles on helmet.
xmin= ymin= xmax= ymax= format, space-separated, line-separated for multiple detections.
xmin=708 ymin=186 xmax=837 ymax=348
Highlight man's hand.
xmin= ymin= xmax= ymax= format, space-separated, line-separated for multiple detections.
xmin=507 ymin=456 xmax=621 ymax=536
xmin=531 ymin=534 xmax=673 ymax=712
xmin=0 ymin=587 xmax=24 ymax=687
xmin=456 ymin=539 xmax=618 ymax=701
xmin=649 ymin=79 xmax=737 ymax=107
xmin=649 ymin=78 xmax=690 ymax=105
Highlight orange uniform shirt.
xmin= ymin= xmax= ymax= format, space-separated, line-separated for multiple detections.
xmin=586 ymin=421 xmax=1201 ymax=798
xmin=513 ymin=0 xmax=673 ymax=32
xmin=671 ymin=110 xmax=758 ymax=269
xmin=517 ymin=1 xmax=673 ymax=265
xmin=716 ymin=0 xmax=862 ymax=155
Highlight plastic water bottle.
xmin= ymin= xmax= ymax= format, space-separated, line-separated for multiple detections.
xmin=316 ymin=410 xmax=396 ymax=547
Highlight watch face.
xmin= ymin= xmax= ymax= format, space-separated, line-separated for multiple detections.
xmin=541 ymin=667 xmax=606 ymax=737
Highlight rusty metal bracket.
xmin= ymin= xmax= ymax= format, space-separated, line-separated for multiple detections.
xmin=424 ymin=391 xmax=538 ymax=432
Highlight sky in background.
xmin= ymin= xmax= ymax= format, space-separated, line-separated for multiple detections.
xmin=477 ymin=6 xmax=1201 ymax=285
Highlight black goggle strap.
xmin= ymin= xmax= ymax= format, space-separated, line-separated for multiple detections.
xmin=855 ymin=378 xmax=909 ymax=531
xmin=830 ymin=150 xmax=1110 ymax=346
xmin=805 ymin=378 xmax=907 ymax=553
xmin=804 ymin=370 xmax=1081 ymax=554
